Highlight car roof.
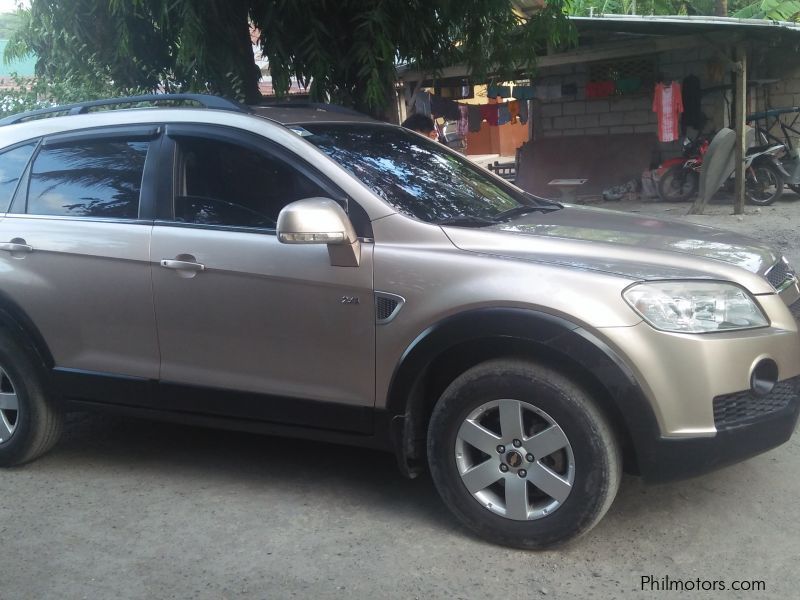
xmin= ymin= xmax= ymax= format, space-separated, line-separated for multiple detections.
xmin=250 ymin=105 xmax=378 ymax=125
xmin=0 ymin=100 xmax=387 ymax=150
xmin=0 ymin=94 xmax=380 ymax=131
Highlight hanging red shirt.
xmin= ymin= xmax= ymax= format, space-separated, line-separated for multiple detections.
xmin=653 ymin=82 xmax=684 ymax=143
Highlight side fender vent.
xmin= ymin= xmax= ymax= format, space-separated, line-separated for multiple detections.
xmin=375 ymin=292 xmax=405 ymax=324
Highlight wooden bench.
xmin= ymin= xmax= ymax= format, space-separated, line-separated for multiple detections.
xmin=548 ymin=178 xmax=587 ymax=202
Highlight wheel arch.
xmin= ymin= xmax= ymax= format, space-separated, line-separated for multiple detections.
xmin=0 ymin=290 xmax=54 ymax=371
xmin=385 ymin=307 xmax=659 ymax=477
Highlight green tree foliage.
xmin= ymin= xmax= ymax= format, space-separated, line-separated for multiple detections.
xmin=567 ymin=0 xmax=723 ymax=15
xmin=255 ymin=0 xmax=572 ymax=113
xmin=0 ymin=73 xmax=146 ymax=117
xmin=733 ymin=0 xmax=800 ymax=20
xmin=0 ymin=12 xmax=21 ymax=37
xmin=4 ymin=0 xmax=572 ymax=113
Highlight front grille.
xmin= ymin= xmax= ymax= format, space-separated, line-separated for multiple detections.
xmin=713 ymin=375 xmax=800 ymax=430
xmin=766 ymin=259 xmax=794 ymax=290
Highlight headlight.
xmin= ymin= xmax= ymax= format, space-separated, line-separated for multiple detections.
xmin=623 ymin=281 xmax=769 ymax=333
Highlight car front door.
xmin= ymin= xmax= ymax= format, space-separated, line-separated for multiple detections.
xmin=0 ymin=127 xmax=161 ymax=399
xmin=149 ymin=124 xmax=376 ymax=432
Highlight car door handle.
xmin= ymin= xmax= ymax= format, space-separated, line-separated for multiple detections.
xmin=0 ymin=242 xmax=33 ymax=253
xmin=160 ymin=259 xmax=205 ymax=272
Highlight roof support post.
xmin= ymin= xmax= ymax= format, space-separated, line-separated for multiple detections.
xmin=734 ymin=43 xmax=747 ymax=215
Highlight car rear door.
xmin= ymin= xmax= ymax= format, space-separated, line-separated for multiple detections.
xmin=0 ymin=126 xmax=161 ymax=399
xmin=149 ymin=124 xmax=376 ymax=432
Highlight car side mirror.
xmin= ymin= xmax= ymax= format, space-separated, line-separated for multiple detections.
xmin=277 ymin=197 xmax=361 ymax=267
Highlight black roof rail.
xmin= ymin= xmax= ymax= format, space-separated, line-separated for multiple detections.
xmin=0 ymin=93 xmax=251 ymax=126
xmin=253 ymin=101 xmax=366 ymax=118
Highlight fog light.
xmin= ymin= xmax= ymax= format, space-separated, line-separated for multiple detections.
xmin=751 ymin=359 xmax=779 ymax=396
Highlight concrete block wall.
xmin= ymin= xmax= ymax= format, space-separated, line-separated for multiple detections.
xmin=533 ymin=59 xmax=656 ymax=140
xmin=532 ymin=45 xmax=722 ymax=158
xmin=753 ymin=46 xmax=800 ymax=147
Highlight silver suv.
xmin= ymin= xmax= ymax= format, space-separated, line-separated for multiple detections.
xmin=0 ymin=94 xmax=798 ymax=549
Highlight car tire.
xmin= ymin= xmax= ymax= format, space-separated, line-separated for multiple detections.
xmin=427 ymin=359 xmax=621 ymax=549
xmin=0 ymin=331 xmax=63 ymax=466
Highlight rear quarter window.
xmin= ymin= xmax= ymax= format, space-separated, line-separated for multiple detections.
xmin=0 ymin=143 xmax=37 ymax=212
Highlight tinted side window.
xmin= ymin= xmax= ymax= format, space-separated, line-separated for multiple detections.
xmin=173 ymin=137 xmax=326 ymax=228
xmin=0 ymin=143 xmax=36 ymax=212
xmin=27 ymin=139 xmax=148 ymax=219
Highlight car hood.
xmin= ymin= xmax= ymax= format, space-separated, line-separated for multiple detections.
xmin=443 ymin=204 xmax=780 ymax=294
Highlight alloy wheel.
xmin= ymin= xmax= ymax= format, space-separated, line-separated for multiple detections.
xmin=0 ymin=367 xmax=19 ymax=443
xmin=455 ymin=399 xmax=575 ymax=521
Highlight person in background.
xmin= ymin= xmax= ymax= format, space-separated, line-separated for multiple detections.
xmin=401 ymin=114 xmax=438 ymax=140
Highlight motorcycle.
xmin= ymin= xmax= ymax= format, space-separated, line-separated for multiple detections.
xmin=657 ymin=132 xmax=786 ymax=206
xmin=656 ymin=135 xmax=709 ymax=202
xmin=747 ymin=106 xmax=800 ymax=196
xmin=724 ymin=144 xmax=786 ymax=205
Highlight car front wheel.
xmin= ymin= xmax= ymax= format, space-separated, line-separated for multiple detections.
xmin=427 ymin=359 xmax=621 ymax=549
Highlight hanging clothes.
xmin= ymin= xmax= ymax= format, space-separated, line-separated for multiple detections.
xmin=508 ymin=100 xmax=519 ymax=122
xmin=681 ymin=75 xmax=705 ymax=132
xmin=413 ymin=91 xmax=431 ymax=116
xmin=518 ymin=100 xmax=529 ymax=124
xmin=413 ymin=91 xmax=432 ymax=116
xmin=467 ymin=105 xmax=482 ymax=132
xmin=615 ymin=78 xmax=642 ymax=94
xmin=653 ymin=81 xmax=684 ymax=143
xmin=479 ymin=104 xmax=499 ymax=126
xmin=585 ymin=81 xmax=615 ymax=99
xmin=488 ymin=85 xmax=511 ymax=99
xmin=513 ymin=86 xmax=534 ymax=100
xmin=497 ymin=103 xmax=511 ymax=125
xmin=458 ymin=105 xmax=469 ymax=137
xmin=431 ymin=95 xmax=460 ymax=120
xmin=561 ymin=83 xmax=578 ymax=96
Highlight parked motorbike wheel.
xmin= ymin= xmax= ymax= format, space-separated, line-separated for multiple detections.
xmin=746 ymin=162 xmax=784 ymax=206
xmin=657 ymin=165 xmax=699 ymax=202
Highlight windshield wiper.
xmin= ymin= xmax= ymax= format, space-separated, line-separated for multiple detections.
xmin=492 ymin=204 xmax=561 ymax=222
xmin=524 ymin=192 xmax=564 ymax=209
xmin=434 ymin=215 xmax=499 ymax=227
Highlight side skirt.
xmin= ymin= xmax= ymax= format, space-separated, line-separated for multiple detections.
xmin=53 ymin=367 xmax=391 ymax=450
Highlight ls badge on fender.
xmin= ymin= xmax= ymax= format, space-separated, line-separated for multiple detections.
xmin=341 ymin=296 xmax=360 ymax=304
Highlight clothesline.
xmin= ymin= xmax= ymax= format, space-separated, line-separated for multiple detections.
xmin=413 ymin=90 xmax=530 ymax=132
xmin=411 ymin=76 xmax=648 ymax=132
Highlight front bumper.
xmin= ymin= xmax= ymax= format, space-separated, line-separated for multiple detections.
xmin=599 ymin=302 xmax=800 ymax=436
xmin=636 ymin=375 xmax=800 ymax=482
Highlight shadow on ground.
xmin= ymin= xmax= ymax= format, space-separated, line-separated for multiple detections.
xmin=46 ymin=410 xmax=763 ymax=539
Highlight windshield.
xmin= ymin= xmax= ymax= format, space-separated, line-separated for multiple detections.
xmin=298 ymin=123 xmax=538 ymax=224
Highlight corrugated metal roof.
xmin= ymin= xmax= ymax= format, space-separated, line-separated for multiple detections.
xmin=397 ymin=13 xmax=800 ymax=83
xmin=569 ymin=14 xmax=800 ymax=36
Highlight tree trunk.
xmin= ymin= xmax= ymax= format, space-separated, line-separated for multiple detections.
xmin=715 ymin=0 xmax=728 ymax=17
xmin=204 ymin=0 xmax=261 ymax=104
xmin=225 ymin=0 xmax=262 ymax=104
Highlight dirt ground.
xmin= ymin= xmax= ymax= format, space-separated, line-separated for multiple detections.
xmin=1 ymin=193 xmax=799 ymax=600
